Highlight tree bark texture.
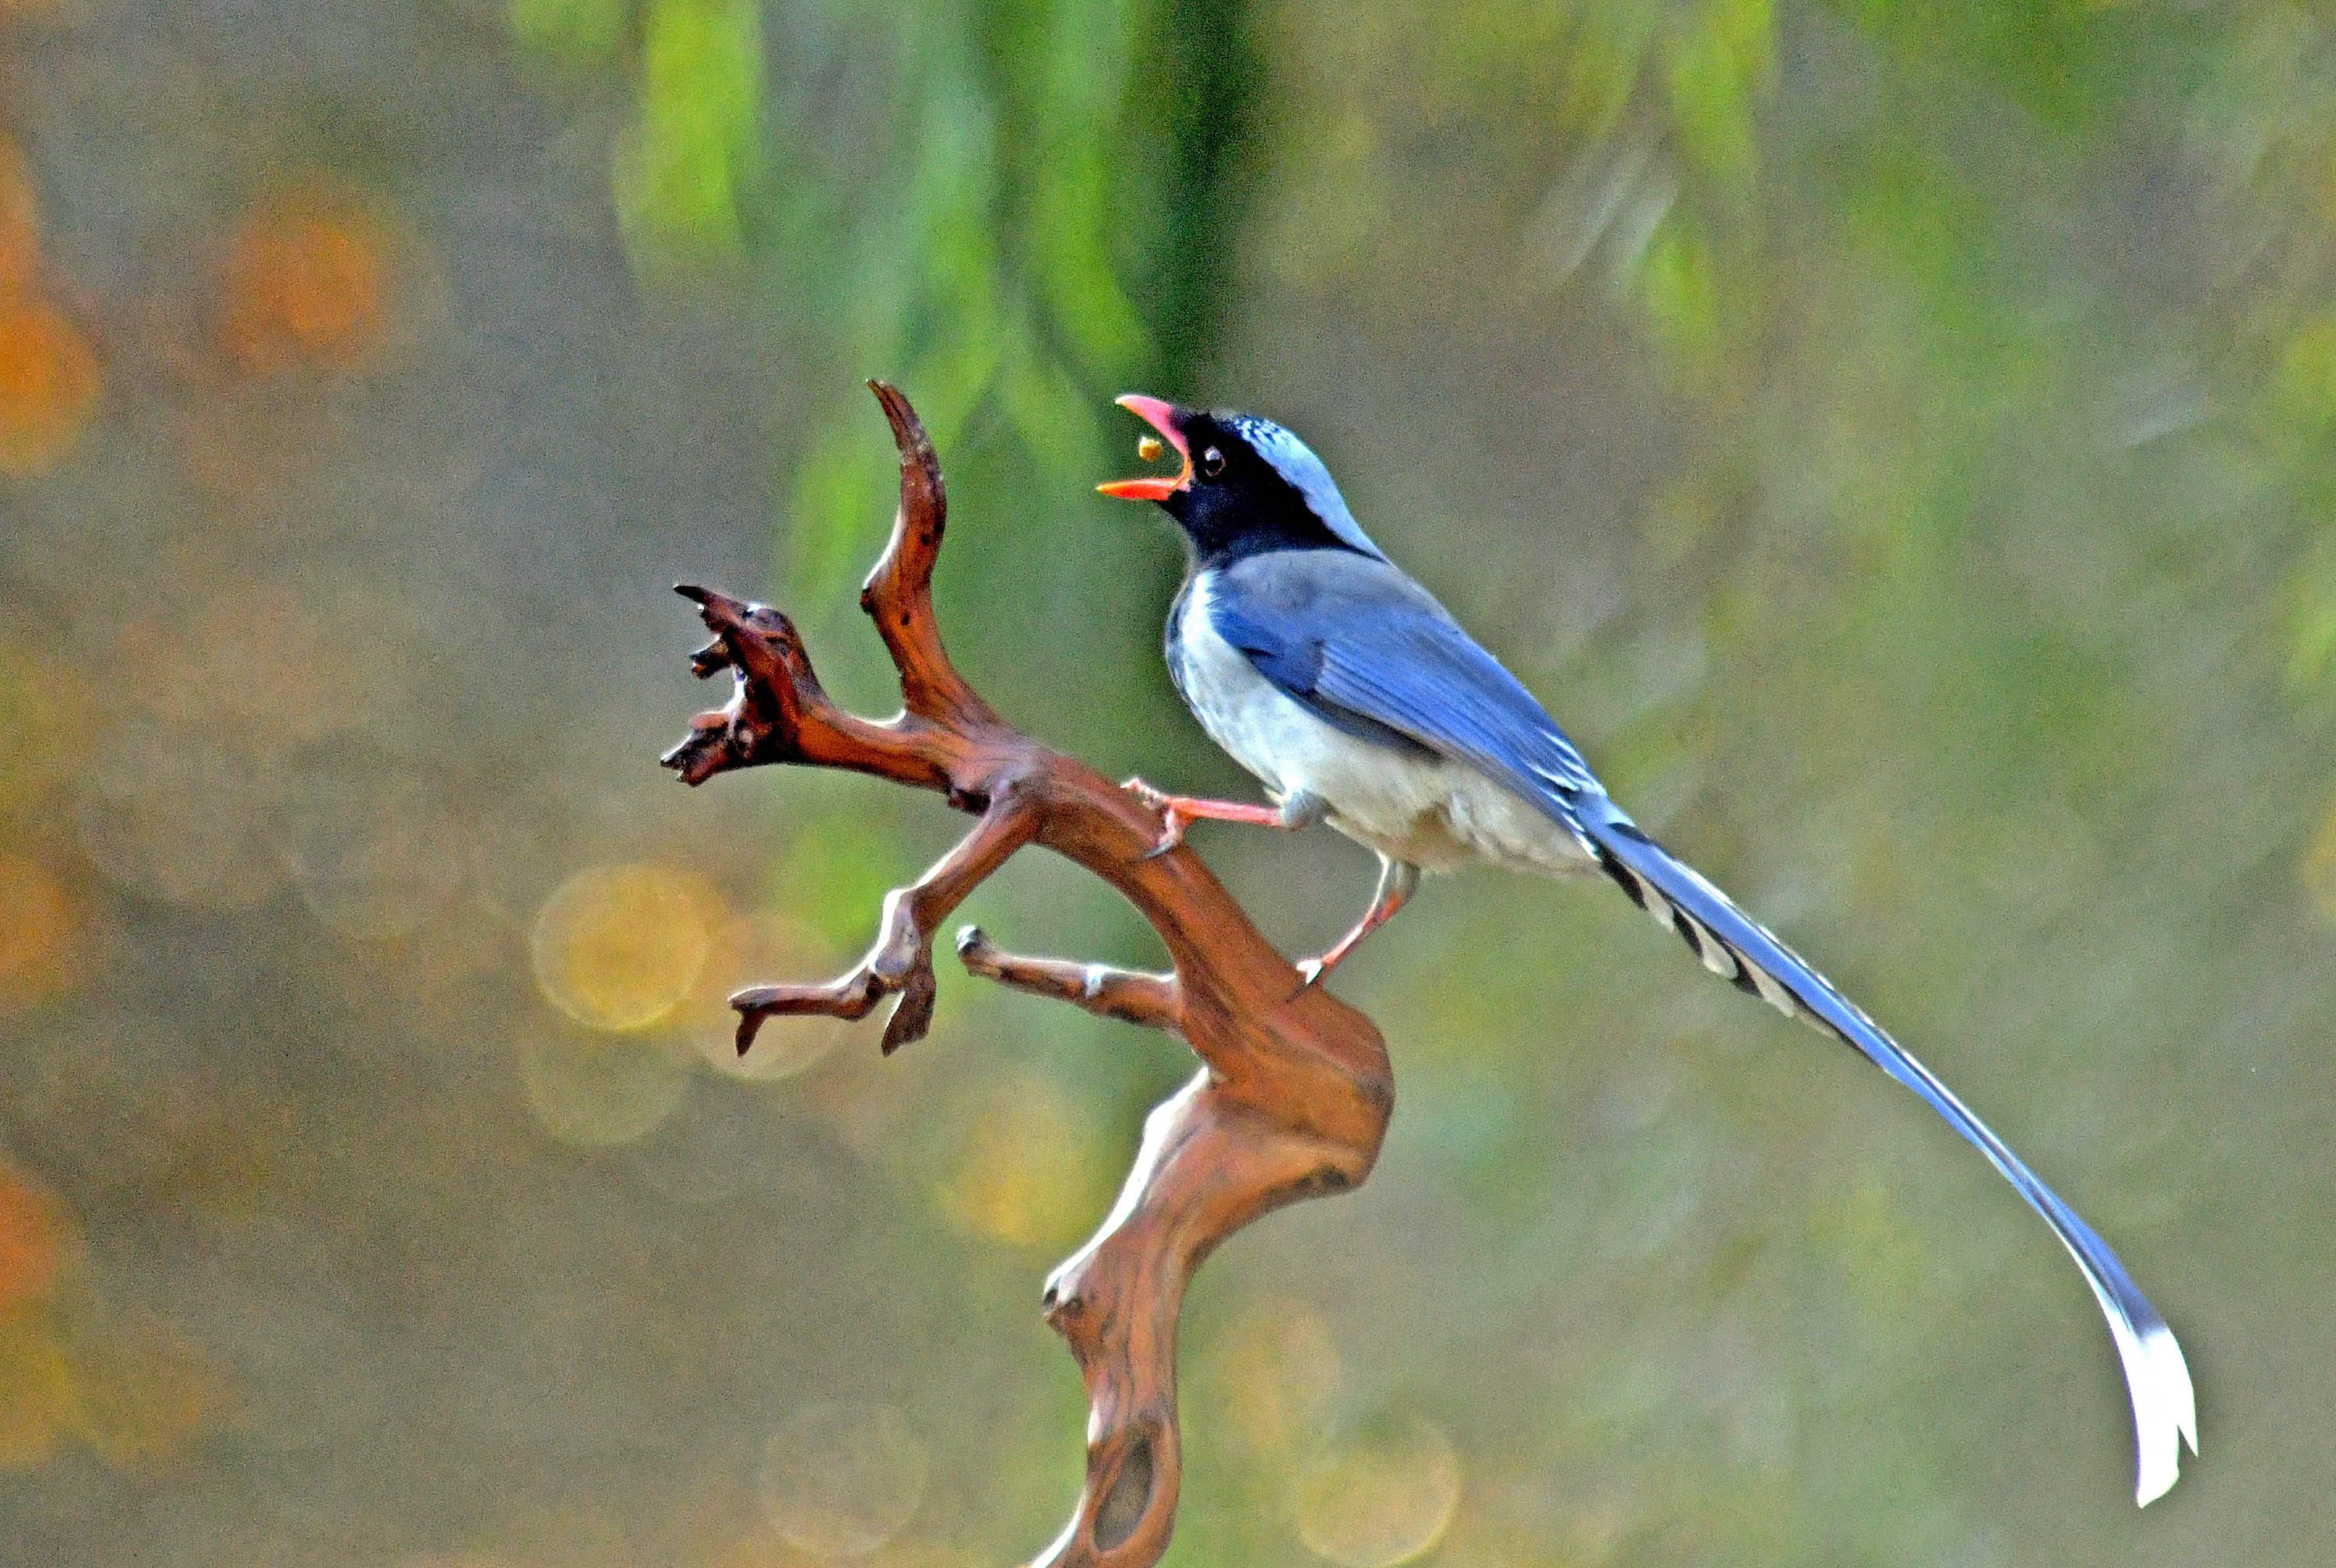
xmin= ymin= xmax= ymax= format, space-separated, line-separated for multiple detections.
xmin=661 ymin=382 xmax=1394 ymax=1568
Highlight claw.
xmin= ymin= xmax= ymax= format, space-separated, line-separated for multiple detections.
xmin=1122 ymin=776 xmax=1186 ymax=859
xmin=1142 ymin=806 xmax=1190 ymax=859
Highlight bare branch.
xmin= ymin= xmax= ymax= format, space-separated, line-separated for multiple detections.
xmin=862 ymin=380 xmax=1001 ymax=733
xmin=664 ymin=381 xmax=1391 ymax=1568
xmin=733 ymin=789 xmax=1039 ymax=1055
xmin=955 ymin=927 xmax=1182 ymax=1032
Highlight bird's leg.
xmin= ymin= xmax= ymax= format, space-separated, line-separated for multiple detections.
xmin=1120 ymin=781 xmax=1325 ymax=860
xmin=1296 ymin=857 xmax=1420 ymax=989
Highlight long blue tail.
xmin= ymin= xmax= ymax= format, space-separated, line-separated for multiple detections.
xmin=1572 ymin=791 xmax=2197 ymax=1505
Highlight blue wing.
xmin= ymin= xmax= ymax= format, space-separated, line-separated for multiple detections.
xmin=1205 ymin=547 xmax=2197 ymax=1505
xmin=1205 ymin=550 xmax=1601 ymax=802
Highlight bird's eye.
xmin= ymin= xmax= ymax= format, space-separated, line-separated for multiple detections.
xmin=1201 ymin=446 xmax=1226 ymax=478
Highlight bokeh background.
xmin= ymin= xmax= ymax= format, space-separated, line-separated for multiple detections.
xmin=2 ymin=0 xmax=2330 ymax=1563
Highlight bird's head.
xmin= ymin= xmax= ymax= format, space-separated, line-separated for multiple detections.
xmin=1098 ymin=394 xmax=1385 ymax=564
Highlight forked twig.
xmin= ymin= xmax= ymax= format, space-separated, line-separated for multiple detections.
xmin=663 ymin=381 xmax=1391 ymax=1568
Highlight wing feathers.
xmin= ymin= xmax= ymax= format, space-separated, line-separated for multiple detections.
xmin=1206 ymin=554 xmax=1600 ymax=797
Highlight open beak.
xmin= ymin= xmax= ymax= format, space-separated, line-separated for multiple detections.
xmin=1097 ymin=394 xmax=1191 ymax=501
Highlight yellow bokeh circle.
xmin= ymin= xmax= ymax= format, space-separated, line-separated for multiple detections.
xmin=757 ymin=1399 xmax=929 ymax=1558
xmin=1292 ymin=1416 xmax=1462 ymax=1568
xmin=515 ymin=1030 xmax=691 ymax=1148
xmin=1206 ymin=1301 xmax=1343 ymax=1457
xmin=530 ymin=862 xmax=713 ymax=1031
xmin=937 ymin=1074 xmax=1106 ymax=1250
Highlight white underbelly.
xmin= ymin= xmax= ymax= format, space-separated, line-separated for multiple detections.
xmin=1177 ymin=578 xmax=1592 ymax=876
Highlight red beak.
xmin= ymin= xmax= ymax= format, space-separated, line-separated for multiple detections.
xmin=1097 ymin=394 xmax=1191 ymax=501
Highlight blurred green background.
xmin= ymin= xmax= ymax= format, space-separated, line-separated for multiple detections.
xmin=1 ymin=0 xmax=2327 ymax=1563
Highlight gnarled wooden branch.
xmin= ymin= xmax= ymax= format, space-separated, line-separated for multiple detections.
xmin=662 ymin=381 xmax=1392 ymax=1568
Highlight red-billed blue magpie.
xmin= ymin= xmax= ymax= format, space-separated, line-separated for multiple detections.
xmin=1097 ymin=393 xmax=2196 ymax=1506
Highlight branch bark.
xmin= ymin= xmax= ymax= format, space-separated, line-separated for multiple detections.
xmin=662 ymin=381 xmax=1392 ymax=1568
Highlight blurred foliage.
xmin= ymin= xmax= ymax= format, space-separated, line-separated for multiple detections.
xmin=515 ymin=0 xmax=1201 ymax=607
xmin=0 ymin=132 xmax=99 ymax=476
xmin=5 ymin=1 xmax=2336 ymax=1566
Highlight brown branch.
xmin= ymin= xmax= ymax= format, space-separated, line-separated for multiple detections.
xmin=862 ymin=381 xmax=999 ymax=733
xmin=663 ymin=381 xmax=1391 ymax=1568
xmin=730 ymin=792 xmax=1038 ymax=1054
xmin=955 ymin=927 xmax=1182 ymax=1031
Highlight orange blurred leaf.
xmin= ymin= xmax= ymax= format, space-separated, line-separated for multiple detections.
xmin=0 ymin=300 xmax=100 ymax=476
xmin=217 ymin=192 xmax=385 ymax=373
xmin=0 ymin=1168 xmax=63 ymax=1313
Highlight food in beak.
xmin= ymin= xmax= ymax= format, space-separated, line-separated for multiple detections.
xmin=1098 ymin=393 xmax=1191 ymax=501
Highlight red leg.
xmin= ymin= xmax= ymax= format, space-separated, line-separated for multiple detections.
xmin=1296 ymin=859 xmax=1420 ymax=988
xmin=1121 ymin=779 xmax=1323 ymax=859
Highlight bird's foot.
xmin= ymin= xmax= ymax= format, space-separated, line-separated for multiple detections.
xmin=1118 ymin=776 xmax=1190 ymax=859
xmin=1120 ymin=780 xmax=1299 ymax=860
xmin=1287 ymin=861 xmax=1416 ymax=997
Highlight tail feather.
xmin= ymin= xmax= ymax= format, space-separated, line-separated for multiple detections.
xmin=1573 ymin=793 xmax=2197 ymax=1506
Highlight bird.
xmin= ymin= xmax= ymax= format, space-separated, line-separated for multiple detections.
xmin=1095 ymin=392 xmax=2197 ymax=1506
